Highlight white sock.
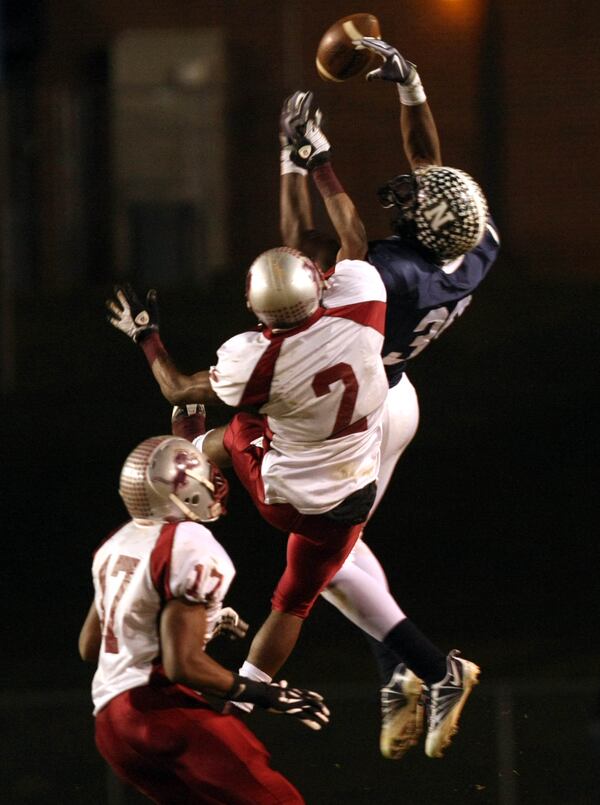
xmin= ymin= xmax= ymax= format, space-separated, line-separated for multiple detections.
xmin=192 ymin=429 xmax=214 ymax=452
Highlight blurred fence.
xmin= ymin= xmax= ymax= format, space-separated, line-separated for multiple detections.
xmin=2 ymin=679 xmax=598 ymax=805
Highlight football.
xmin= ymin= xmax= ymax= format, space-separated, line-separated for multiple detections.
xmin=316 ymin=13 xmax=381 ymax=82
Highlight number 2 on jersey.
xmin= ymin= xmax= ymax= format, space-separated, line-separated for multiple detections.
xmin=313 ymin=362 xmax=365 ymax=438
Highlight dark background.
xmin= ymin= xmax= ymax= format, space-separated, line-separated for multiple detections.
xmin=1 ymin=2 xmax=598 ymax=803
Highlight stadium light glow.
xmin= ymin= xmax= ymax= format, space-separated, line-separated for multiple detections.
xmin=434 ymin=0 xmax=485 ymax=26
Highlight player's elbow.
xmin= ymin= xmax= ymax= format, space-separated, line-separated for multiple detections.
xmin=162 ymin=386 xmax=188 ymax=406
xmin=79 ymin=646 xmax=95 ymax=663
xmin=159 ymin=377 xmax=204 ymax=407
xmin=162 ymin=655 xmax=187 ymax=684
xmin=161 ymin=643 xmax=197 ymax=685
xmin=78 ymin=633 xmax=99 ymax=663
xmin=79 ymin=605 xmax=101 ymax=662
xmin=161 ymin=371 xmax=217 ymax=407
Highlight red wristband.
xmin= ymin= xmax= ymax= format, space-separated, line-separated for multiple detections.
xmin=311 ymin=162 xmax=344 ymax=198
xmin=139 ymin=331 xmax=167 ymax=364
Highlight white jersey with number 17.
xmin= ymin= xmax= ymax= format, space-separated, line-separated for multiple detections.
xmin=209 ymin=259 xmax=389 ymax=514
xmin=90 ymin=519 xmax=235 ymax=715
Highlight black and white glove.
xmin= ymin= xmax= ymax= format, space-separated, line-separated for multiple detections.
xmin=355 ymin=37 xmax=426 ymax=106
xmin=228 ymin=675 xmax=330 ymax=731
xmin=210 ymin=608 xmax=249 ymax=641
xmin=355 ymin=37 xmax=417 ymax=83
xmin=106 ymin=284 xmax=159 ymax=343
xmin=280 ymin=91 xmax=311 ymax=174
xmin=280 ymin=90 xmax=313 ymax=144
xmin=280 ymin=90 xmax=331 ymax=171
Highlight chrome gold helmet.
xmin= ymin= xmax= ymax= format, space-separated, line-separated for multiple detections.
xmin=378 ymin=166 xmax=488 ymax=262
xmin=246 ymin=247 xmax=323 ymax=329
xmin=119 ymin=436 xmax=228 ymax=523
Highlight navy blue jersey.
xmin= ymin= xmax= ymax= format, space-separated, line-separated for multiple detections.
xmin=367 ymin=218 xmax=500 ymax=387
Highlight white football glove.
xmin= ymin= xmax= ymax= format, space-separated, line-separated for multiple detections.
xmin=280 ymin=90 xmax=331 ymax=171
xmin=210 ymin=607 xmax=249 ymax=641
xmin=280 ymin=91 xmax=312 ymax=174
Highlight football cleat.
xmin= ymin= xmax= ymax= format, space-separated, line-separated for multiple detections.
xmin=379 ymin=664 xmax=424 ymax=760
xmin=171 ymin=403 xmax=206 ymax=442
xmin=424 ymin=649 xmax=480 ymax=758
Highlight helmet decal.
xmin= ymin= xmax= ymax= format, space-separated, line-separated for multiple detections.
xmin=379 ymin=166 xmax=488 ymax=262
xmin=119 ymin=436 xmax=228 ymax=523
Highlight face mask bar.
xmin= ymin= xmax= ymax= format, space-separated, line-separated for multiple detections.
xmin=377 ymin=173 xmax=420 ymax=213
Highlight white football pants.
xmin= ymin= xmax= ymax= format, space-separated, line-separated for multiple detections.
xmin=321 ymin=373 xmax=419 ymax=640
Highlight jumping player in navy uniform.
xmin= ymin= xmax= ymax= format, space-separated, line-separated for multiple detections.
xmin=278 ymin=36 xmax=499 ymax=760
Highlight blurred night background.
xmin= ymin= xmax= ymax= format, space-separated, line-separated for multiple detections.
xmin=1 ymin=1 xmax=598 ymax=803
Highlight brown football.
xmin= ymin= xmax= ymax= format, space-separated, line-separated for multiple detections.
xmin=316 ymin=13 xmax=381 ymax=82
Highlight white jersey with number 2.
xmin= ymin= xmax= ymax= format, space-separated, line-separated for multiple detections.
xmin=90 ymin=519 xmax=235 ymax=715
xmin=209 ymin=259 xmax=389 ymax=514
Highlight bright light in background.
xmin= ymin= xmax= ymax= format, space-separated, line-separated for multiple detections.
xmin=434 ymin=0 xmax=485 ymax=26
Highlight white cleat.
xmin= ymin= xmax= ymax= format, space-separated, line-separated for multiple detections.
xmin=424 ymin=649 xmax=480 ymax=758
xmin=380 ymin=664 xmax=424 ymax=760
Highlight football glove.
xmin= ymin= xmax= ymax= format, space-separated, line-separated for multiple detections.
xmin=280 ymin=90 xmax=311 ymax=175
xmin=280 ymin=90 xmax=313 ymax=145
xmin=210 ymin=607 xmax=249 ymax=641
xmin=355 ymin=37 xmax=417 ymax=84
xmin=106 ymin=284 xmax=159 ymax=343
xmin=228 ymin=675 xmax=330 ymax=731
xmin=280 ymin=90 xmax=330 ymax=170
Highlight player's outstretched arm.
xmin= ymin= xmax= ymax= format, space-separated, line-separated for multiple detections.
xmin=357 ymin=36 xmax=442 ymax=169
xmin=161 ymin=599 xmax=329 ymax=730
xmin=283 ymin=93 xmax=367 ymax=262
xmin=106 ymin=285 xmax=220 ymax=406
xmin=316 ymin=173 xmax=368 ymax=262
xmin=280 ymin=91 xmax=315 ymax=250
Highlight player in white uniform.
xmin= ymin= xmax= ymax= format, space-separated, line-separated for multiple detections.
xmin=209 ymin=253 xmax=388 ymax=515
xmin=276 ymin=37 xmax=487 ymax=761
xmin=106 ymin=245 xmax=389 ymax=695
xmin=79 ymin=435 xmax=329 ymax=804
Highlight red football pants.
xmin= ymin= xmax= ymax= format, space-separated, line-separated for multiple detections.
xmin=95 ymin=682 xmax=304 ymax=804
xmin=224 ymin=413 xmax=364 ymax=618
